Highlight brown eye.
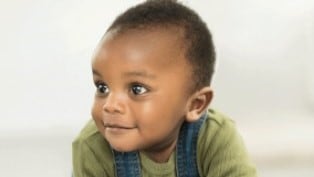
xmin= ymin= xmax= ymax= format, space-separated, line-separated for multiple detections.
xmin=131 ymin=84 xmax=148 ymax=95
xmin=97 ymin=84 xmax=109 ymax=94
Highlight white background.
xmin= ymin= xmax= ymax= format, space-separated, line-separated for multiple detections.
xmin=0 ymin=0 xmax=313 ymax=176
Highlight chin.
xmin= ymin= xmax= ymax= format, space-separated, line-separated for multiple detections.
xmin=107 ymin=138 xmax=139 ymax=152
xmin=104 ymin=133 xmax=142 ymax=152
xmin=110 ymin=144 xmax=138 ymax=152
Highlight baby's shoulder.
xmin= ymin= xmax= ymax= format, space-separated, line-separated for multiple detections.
xmin=204 ymin=108 xmax=235 ymax=130
xmin=72 ymin=119 xmax=115 ymax=176
xmin=73 ymin=119 xmax=100 ymax=144
xmin=72 ymin=119 xmax=111 ymax=154
xmin=197 ymin=108 xmax=238 ymax=149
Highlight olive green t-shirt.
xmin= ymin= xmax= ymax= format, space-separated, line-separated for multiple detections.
xmin=72 ymin=109 xmax=257 ymax=177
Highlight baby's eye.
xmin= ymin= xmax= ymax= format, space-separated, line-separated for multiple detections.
xmin=96 ymin=83 xmax=109 ymax=94
xmin=131 ymin=84 xmax=148 ymax=95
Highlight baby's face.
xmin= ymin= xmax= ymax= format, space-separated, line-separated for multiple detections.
xmin=91 ymin=28 xmax=193 ymax=156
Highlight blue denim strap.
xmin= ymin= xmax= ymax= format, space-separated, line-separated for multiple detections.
xmin=176 ymin=113 xmax=206 ymax=177
xmin=113 ymin=150 xmax=141 ymax=177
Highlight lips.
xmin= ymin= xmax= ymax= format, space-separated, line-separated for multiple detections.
xmin=102 ymin=115 xmax=136 ymax=131
xmin=104 ymin=123 xmax=134 ymax=129
xmin=102 ymin=118 xmax=135 ymax=129
xmin=103 ymin=123 xmax=136 ymax=135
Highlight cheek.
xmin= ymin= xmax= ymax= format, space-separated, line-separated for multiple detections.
xmin=156 ymin=91 xmax=187 ymax=114
xmin=91 ymin=99 xmax=102 ymax=121
xmin=134 ymin=94 xmax=185 ymax=124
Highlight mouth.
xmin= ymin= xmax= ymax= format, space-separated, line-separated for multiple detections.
xmin=103 ymin=123 xmax=135 ymax=130
xmin=103 ymin=123 xmax=136 ymax=135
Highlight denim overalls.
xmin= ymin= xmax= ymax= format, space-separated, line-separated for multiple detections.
xmin=113 ymin=113 xmax=206 ymax=177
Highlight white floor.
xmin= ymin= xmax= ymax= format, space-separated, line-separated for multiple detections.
xmin=0 ymin=133 xmax=72 ymax=177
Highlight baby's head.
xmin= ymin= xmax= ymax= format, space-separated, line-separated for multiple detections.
xmin=107 ymin=0 xmax=216 ymax=92
xmin=91 ymin=0 xmax=216 ymax=158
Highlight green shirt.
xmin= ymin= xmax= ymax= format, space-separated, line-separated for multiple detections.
xmin=72 ymin=109 xmax=257 ymax=177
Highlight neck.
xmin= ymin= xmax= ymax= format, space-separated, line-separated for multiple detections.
xmin=142 ymin=120 xmax=184 ymax=163
xmin=143 ymin=138 xmax=177 ymax=163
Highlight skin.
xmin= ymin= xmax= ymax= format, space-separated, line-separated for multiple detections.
xmin=91 ymin=27 xmax=213 ymax=163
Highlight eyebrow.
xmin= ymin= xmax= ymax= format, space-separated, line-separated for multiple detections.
xmin=92 ymin=69 xmax=156 ymax=79
xmin=123 ymin=71 xmax=156 ymax=79
xmin=92 ymin=69 xmax=102 ymax=76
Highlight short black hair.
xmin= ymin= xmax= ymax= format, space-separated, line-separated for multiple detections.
xmin=107 ymin=0 xmax=216 ymax=92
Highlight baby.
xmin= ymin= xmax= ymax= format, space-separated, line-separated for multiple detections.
xmin=72 ymin=0 xmax=257 ymax=177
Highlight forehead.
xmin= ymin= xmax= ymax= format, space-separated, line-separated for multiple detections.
xmin=92 ymin=27 xmax=189 ymax=73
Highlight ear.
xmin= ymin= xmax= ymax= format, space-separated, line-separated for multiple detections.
xmin=185 ymin=87 xmax=213 ymax=122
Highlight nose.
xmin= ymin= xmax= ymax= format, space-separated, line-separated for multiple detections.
xmin=102 ymin=92 xmax=125 ymax=114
